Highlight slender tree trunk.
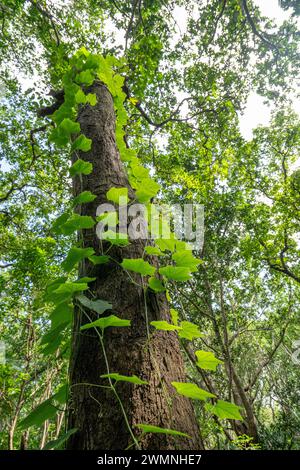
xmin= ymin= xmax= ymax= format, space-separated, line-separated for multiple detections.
xmin=67 ymin=81 xmax=201 ymax=450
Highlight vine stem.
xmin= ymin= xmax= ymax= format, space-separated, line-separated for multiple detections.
xmin=79 ymin=305 xmax=141 ymax=450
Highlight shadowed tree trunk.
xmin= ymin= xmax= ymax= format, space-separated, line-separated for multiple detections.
xmin=67 ymin=81 xmax=202 ymax=450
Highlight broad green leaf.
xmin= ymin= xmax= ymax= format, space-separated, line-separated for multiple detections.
xmin=75 ymin=277 xmax=96 ymax=283
xmin=86 ymin=93 xmax=97 ymax=105
xmin=60 ymin=214 xmax=95 ymax=235
xmin=75 ymin=89 xmax=87 ymax=104
xmin=59 ymin=118 xmax=80 ymax=135
xmin=144 ymin=246 xmax=163 ymax=256
xmin=49 ymin=127 xmax=69 ymax=147
xmin=159 ymin=266 xmax=192 ymax=281
xmin=49 ymin=302 xmax=73 ymax=329
xmin=42 ymin=334 xmax=64 ymax=356
xmin=73 ymin=191 xmax=97 ymax=206
xmin=43 ymin=429 xmax=78 ymax=450
xmin=106 ymin=187 xmax=129 ymax=205
xmin=172 ymin=250 xmax=202 ymax=272
xmin=206 ymin=400 xmax=243 ymax=420
xmin=135 ymin=178 xmax=160 ymax=203
xmin=135 ymin=424 xmax=190 ymax=438
xmin=76 ymin=69 xmax=94 ymax=85
xmin=178 ymin=321 xmax=205 ymax=341
xmin=53 ymin=281 xmax=89 ymax=296
xmin=71 ymin=135 xmax=92 ymax=152
xmin=62 ymin=246 xmax=95 ymax=272
xmin=170 ymin=308 xmax=179 ymax=325
xmin=88 ymin=255 xmax=110 ymax=265
xmin=155 ymin=238 xmax=177 ymax=252
xmin=130 ymin=161 xmax=149 ymax=179
xmin=18 ymin=399 xmax=57 ymax=430
xmin=53 ymin=384 xmax=68 ymax=404
xmin=171 ymin=382 xmax=215 ymax=401
xmin=52 ymin=212 xmax=70 ymax=233
xmin=76 ymin=294 xmax=112 ymax=315
xmin=69 ymin=159 xmax=93 ymax=176
xmin=121 ymin=258 xmax=155 ymax=276
xmin=101 ymin=230 xmax=129 ymax=246
xmin=100 ymin=373 xmax=148 ymax=385
xmin=148 ymin=277 xmax=165 ymax=292
xmin=150 ymin=321 xmax=181 ymax=332
xmin=195 ymin=350 xmax=223 ymax=371
xmin=41 ymin=323 xmax=69 ymax=345
xmin=45 ymin=277 xmax=87 ymax=304
xmin=45 ymin=277 xmax=68 ymax=301
xmin=96 ymin=211 xmax=118 ymax=227
xmin=80 ymin=315 xmax=131 ymax=331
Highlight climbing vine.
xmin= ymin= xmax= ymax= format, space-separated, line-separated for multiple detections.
xmin=18 ymin=48 xmax=242 ymax=449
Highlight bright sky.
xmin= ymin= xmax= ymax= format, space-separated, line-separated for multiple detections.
xmin=113 ymin=0 xmax=300 ymax=140
xmin=240 ymin=0 xmax=300 ymax=139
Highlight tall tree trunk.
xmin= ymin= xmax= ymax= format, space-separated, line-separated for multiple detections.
xmin=67 ymin=81 xmax=202 ymax=450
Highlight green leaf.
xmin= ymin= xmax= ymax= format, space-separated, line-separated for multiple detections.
xmin=76 ymin=69 xmax=94 ymax=85
xmin=49 ymin=302 xmax=73 ymax=329
xmin=171 ymin=382 xmax=215 ymax=401
xmin=195 ymin=350 xmax=223 ymax=371
xmin=76 ymin=294 xmax=112 ymax=315
xmin=43 ymin=429 xmax=78 ymax=450
xmin=49 ymin=127 xmax=69 ymax=147
xmin=45 ymin=277 xmax=68 ymax=299
xmin=86 ymin=93 xmax=97 ymax=105
xmin=42 ymin=334 xmax=64 ymax=356
xmin=159 ymin=266 xmax=192 ymax=281
xmin=53 ymin=384 xmax=68 ymax=404
xmin=101 ymin=230 xmax=129 ymax=246
xmin=135 ymin=424 xmax=190 ymax=438
xmin=96 ymin=211 xmax=118 ymax=227
xmin=71 ymin=135 xmax=92 ymax=152
xmin=73 ymin=191 xmax=97 ymax=206
xmin=53 ymin=281 xmax=89 ymax=296
xmin=52 ymin=212 xmax=70 ymax=233
xmin=155 ymin=238 xmax=176 ymax=252
xmin=170 ymin=308 xmax=179 ymax=325
xmin=75 ymin=89 xmax=87 ymax=104
xmin=121 ymin=258 xmax=155 ymax=276
xmin=60 ymin=214 xmax=95 ymax=235
xmin=178 ymin=321 xmax=205 ymax=341
xmin=75 ymin=277 xmax=96 ymax=283
xmin=106 ymin=187 xmax=129 ymax=205
xmin=100 ymin=373 xmax=148 ymax=385
xmin=59 ymin=118 xmax=80 ymax=135
xmin=150 ymin=321 xmax=181 ymax=332
xmin=144 ymin=246 xmax=163 ymax=256
xmin=88 ymin=255 xmax=110 ymax=265
xmin=135 ymin=178 xmax=160 ymax=203
xmin=172 ymin=250 xmax=202 ymax=272
xmin=18 ymin=399 xmax=58 ymax=430
xmin=69 ymin=159 xmax=93 ymax=176
xmin=41 ymin=323 xmax=69 ymax=346
xmin=80 ymin=315 xmax=131 ymax=331
xmin=62 ymin=247 xmax=95 ymax=272
xmin=206 ymin=400 xmax=243 ymax=420
xmin=148 ymin=277 xmax=165 ymax=292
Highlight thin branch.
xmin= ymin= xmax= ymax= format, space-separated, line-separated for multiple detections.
xmin=241 ymin=0 xmax=279 ymax=52
xmin=28 ymin=0 xmax=60 ymax=47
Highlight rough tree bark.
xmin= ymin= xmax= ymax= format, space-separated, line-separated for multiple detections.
xmin=67 ymin=81 xmax=202 ymax=450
